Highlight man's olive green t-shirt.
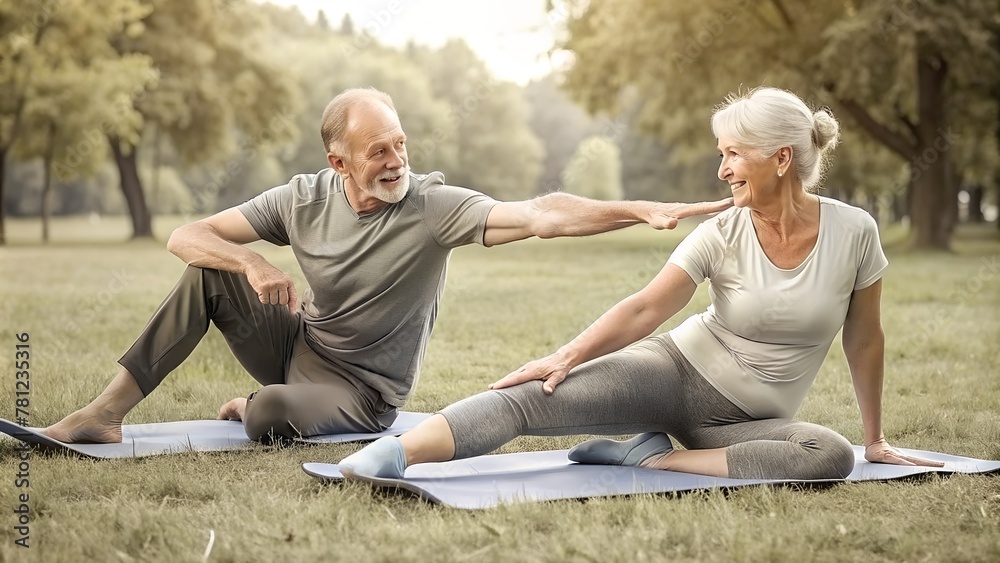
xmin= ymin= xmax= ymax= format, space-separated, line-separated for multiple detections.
xmin=237 ymin=169 xmax=497 ymax=407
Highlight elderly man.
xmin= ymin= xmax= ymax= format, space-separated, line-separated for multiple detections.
xmin=44 ymin=87 xmax=730 ymax=444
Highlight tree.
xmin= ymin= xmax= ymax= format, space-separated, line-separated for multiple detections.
xmin=410 ymin=40 xmax=544 ymax=200
xmin=316 ymin=9 xmax=331 ymax=32
xmin=561 ymin=136 xmax=623 ymax=200
xmin=15 ymin=55 xmax=154 ymax=242
xmin=524 ymin=75 xmax=594 ymax=194
xmin=0 ymin=0 xmax=153 ymax=244
xmin=105 ymin=0 xmax=300 ymax=238
xmin=339 ymin=14 xmax=355 ymax=36
xmin=558 ymin=0 xmax=1000 ymax=249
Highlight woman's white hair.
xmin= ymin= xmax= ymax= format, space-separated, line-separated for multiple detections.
xmin=711 ymin=87 xmax=840 ymax=191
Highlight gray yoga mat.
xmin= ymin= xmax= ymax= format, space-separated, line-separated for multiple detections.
xmin=302 ymin=446 xmax=1000 ymax=510
xmin=0 ymin=412 xmax=431 ymax=459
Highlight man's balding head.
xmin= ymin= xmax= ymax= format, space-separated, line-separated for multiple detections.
xmin=321 ymin=87 xmax=397 ymax=158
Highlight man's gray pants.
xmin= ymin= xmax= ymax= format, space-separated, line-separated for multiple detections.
xmin=119 ymin=266 xmax=396 ymax=440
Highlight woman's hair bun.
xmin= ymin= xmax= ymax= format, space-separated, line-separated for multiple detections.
xmin=811 ymin=109 xmax=840 ymax=152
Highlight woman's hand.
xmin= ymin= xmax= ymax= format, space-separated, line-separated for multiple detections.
xmin=488 ymin=352 xmax=575 ymax=395
xmin=864 ymin=438 xmax=944 ymax=467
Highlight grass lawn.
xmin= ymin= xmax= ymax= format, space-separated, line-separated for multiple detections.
xmin=0 ymin=215 xmax=998 ymax=562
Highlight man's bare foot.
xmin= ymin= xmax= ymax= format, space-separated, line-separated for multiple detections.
xmin=41 ymin=406 xmax=124 ymax=444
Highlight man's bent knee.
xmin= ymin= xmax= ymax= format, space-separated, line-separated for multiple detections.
xmin=243 ymin=387 xmax=296 ymax=441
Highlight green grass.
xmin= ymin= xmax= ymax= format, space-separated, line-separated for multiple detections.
xmin=0 ymin=216 xmax=998 ymax=562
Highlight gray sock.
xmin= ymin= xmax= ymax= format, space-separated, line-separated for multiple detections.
xmin=339 ymin=436 xmax=406 ymax=479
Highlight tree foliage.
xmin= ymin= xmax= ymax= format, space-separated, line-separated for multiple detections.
xmin=0 ymin=0 xmax=154 ymax=243
xmin=104 ymin=0 xmax=300 ymax=238
xmin=525 ymin=75 xmax=594 ymax=194
xmin=561 ymin=135 xmax=623 ymax=200
xmin=411 ymin=40 xmax=544 ymax=200
xmin=558 ymin=0 xmax=1000 ymax=248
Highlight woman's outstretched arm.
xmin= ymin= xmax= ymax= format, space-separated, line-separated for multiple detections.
xmin=843 ymin=279 xmax=943 ymax=467
xmin=490 ymin=263 xmax=698 ymax=394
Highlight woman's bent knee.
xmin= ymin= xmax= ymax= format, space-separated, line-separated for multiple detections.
xmin=806 ymin=429 xmax=855 ymax=480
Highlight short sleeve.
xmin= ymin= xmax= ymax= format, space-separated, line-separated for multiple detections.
xmin=667 ymin=222 xmax=724 ymax=284
xmin=417 ymin=177 xmax=497 ymax=248
xmin=237 ymin=184 xmax=293 ymax=246
xmin=854 ymin=214 xmax=889 ymax=290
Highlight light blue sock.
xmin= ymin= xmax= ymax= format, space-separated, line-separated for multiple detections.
xmin=339 ymin=436 xmax=406 ymax=479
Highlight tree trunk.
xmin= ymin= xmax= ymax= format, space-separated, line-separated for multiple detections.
xmin=42 ymin=153 xmax=53 ymax=243
xmin=943 ymin=157 xmax=959 ymax=236
xmin=908 ymin=49 xmax=951 ymax=250
xmin=890 ymin=191 xmax=906 ymax=223
xmin=41 ymin=122 xmax=56 ymax=243
xmin=109 ymin=136 xmax=153 ymax=239
xmin=0 ymin=149 xmax=6 ymax=246
xmin=967 ymin=185 xmax=984 ymax=223
xmin=152 ymin=124 xmax=161 ymax=213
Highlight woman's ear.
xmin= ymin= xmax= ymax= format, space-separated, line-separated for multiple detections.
xmin=777 ymin=146 xmax=793 ymax=176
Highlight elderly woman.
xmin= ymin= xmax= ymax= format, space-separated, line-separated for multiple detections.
xmin=339 ymin=87 xmax=942 ymax=481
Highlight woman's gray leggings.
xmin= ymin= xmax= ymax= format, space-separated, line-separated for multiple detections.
xmin=440 ymin=334 xmax=855 ymax=480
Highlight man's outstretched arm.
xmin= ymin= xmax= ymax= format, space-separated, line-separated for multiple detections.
xmin=482 ymin=192 xmax=733 ymax=247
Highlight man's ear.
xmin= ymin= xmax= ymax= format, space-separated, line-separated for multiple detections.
xmin=328 ymin=152 xmax=349 ymax=178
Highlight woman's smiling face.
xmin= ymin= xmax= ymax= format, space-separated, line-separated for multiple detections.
xmin=717 ymin=136 xmax=782 ymax=208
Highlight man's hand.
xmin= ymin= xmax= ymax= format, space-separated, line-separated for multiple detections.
xmin=217 ymin=397 xmax=248 ymax=421
xmin=644 ymin=198 xmax=734 ymax=230
xmin=245 ymin=261 xmax=299 ymax=313
xmin=489 ymin=352 xmax=575 ymax=395
xmin=864 ymin=438 xmax=944 ymax=467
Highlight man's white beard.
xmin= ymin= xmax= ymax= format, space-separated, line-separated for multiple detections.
xmin=368 ymin=167 xmax=410 ymax=203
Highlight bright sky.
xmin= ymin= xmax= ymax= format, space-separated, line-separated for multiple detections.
xmin=260 ymin=0 xmax=566 ymax=85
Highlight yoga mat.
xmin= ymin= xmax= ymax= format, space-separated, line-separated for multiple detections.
xmin=0 ymin=412 xmax=431 ymax=459
xmin=295 ymin=412 xmax=431 ymax=444
xmin=302 ymin=446 xmax=1000 ymax=510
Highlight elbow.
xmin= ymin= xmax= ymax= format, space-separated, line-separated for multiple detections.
xmin=165 ymin=227 xmax=185 ymax=256
xmin=529 ymin=193 xmax=576 ymax=239
xmin=533 ymin=219 xmax=560 ymax=239
xmin=843 ymin=326 xmax=884 ymax=357
xmin=166 ymin=223 xmax=199 ymax=258
xmin=628 ymin=296 xmax=664 ymax=336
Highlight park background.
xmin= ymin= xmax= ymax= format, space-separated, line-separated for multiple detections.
xmin=1 ymin=0 xmax=999 ymax=561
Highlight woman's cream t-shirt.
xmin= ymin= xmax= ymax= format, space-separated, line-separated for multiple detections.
xmin=667 ymin=197 xmax=888 ymax=419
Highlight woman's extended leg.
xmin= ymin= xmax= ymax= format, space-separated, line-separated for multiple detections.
xmin=340 ymin=338 xmax=685 ymax=477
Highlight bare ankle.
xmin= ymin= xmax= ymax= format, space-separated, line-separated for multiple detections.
xmin=640 ymin=450 xmax=676 ymax=470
